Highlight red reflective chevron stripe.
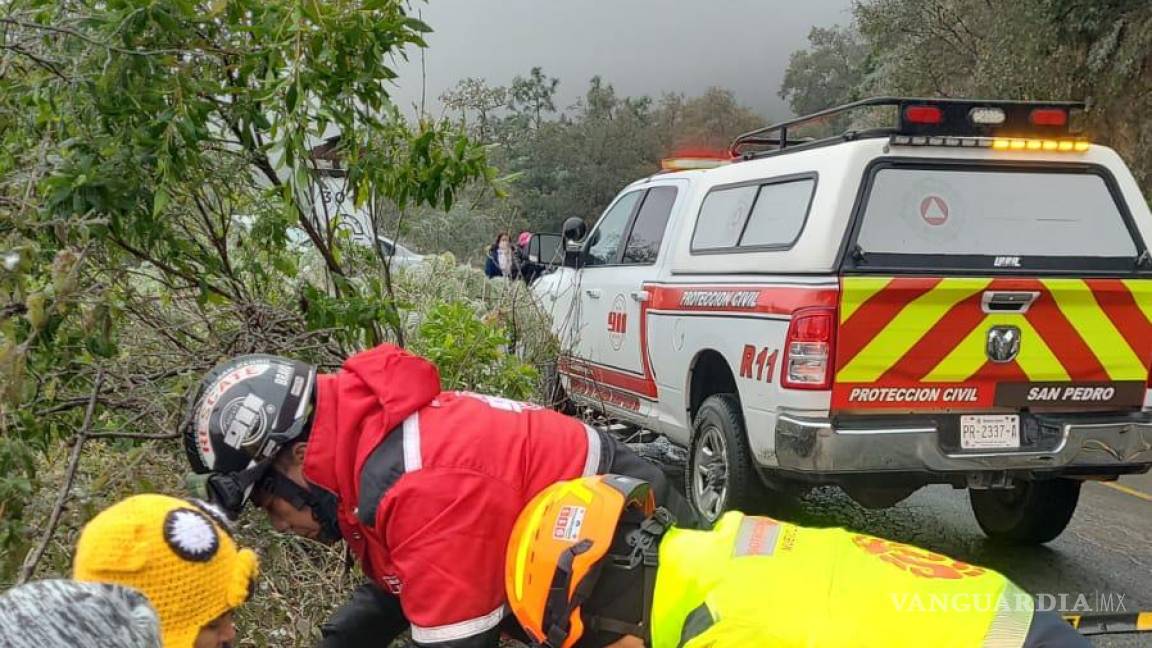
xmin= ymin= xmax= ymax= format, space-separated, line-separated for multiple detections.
xmin=1026 ymin=282 xmax=1109 ymax=380
xmin=837 ymin=277 xmax=942 ymax=367
xmin=1088 ymin=279 xmax=1152 ymax=372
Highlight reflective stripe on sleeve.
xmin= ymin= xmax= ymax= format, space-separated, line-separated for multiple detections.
xmin=583 ymin=424 xmax=602 ymax=476
xmin=410 ymin=605 xmax=506 ymax=644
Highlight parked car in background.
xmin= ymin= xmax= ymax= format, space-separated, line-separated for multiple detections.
xmin=376 ymin=235 xmax=425 ymax=269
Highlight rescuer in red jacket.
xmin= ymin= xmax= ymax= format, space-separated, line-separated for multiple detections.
xmin=181 ymin=344 xmax=695 ymax=647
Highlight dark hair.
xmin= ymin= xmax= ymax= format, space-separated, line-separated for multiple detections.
xmin=493 ymin=232 xmax=510 ymax=248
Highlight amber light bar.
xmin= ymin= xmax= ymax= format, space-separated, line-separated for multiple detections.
xmin=890 ymin=135 xmax=1090 ymax=152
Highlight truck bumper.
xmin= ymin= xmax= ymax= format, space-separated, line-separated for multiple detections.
xmin=774 ymin=412 xmax=1152 ymax=474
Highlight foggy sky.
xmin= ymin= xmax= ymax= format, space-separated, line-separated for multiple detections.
xmin=388 ymin=0 xmax=855 ymax=121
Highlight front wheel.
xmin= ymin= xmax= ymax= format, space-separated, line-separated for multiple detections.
xmin=969 ymin=478 xmax=1081 ymax=545
xmin=685 ymin=394 xmax=765 ymax=524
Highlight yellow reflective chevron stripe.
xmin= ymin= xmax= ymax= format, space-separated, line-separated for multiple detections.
xmin=924 ymin=315 xmax=1067 ymax=382
xmin=837 ymin=278 xmax=990 ymax=383
xmin=1122 ymin=279 xmax=1152 ymax=327
xmin=840 ymin=276 xmax=892 ymax=324
xmin=1042 ymin=279 xmax=1146 ymax=381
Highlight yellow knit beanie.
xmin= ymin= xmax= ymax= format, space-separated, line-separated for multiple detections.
xmin=73 ymin=494 xmax=259 ymax=648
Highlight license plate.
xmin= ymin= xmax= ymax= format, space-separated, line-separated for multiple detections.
xmin=960 ymin=415 xmax=1020 ymax=450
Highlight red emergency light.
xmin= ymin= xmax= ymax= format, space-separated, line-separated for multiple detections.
xmin=659 ymin=147 xmax=733 ymax=172
xmin=903 ymin=105 xmax=944 ymax=125
xmin=1029 ymin=108 xmax=1068 ymax=127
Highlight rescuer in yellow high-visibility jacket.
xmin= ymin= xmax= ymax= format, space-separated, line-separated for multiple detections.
xmin=504 ymin=475 xmax=1089 ymax=648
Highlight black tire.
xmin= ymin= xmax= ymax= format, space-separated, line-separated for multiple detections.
xmin=969 ymin=478 xmax=1081 ymax=545
xmin=684 ymin=394 xmax=766 ymax=524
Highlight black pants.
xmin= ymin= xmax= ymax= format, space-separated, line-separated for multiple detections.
xmin=318 ymin=582 xmax=529 ymax=647
xmin=595 ymin=428 xmax=703 ymax=529
xmin=319 ymin=428 xmax=698 ymax=647
xmin=319 ymin=581 xmax=406 ymax=647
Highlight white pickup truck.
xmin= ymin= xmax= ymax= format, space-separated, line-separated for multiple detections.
xmin=532 ymin=97 xmax=1152 ymax=544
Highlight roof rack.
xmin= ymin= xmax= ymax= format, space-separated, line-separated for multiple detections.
xmin=730 ymin=96 xmax=1086 ymax=158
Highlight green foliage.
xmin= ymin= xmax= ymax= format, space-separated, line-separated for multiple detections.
xmin=779 ymin=2 xmax=1152 ymax=189
xmin=0 ymin=434 xmax=36 ymax=575
xmin=0 ymin=0 xmax=494 ymax=574
xmin=412 ymin=301 xmax=538 ymax=401
xmin=440 ymin=78 xmax=509 ymax=142
xmin=779 ymin=26 xmax=870 ymax=135
xmin=509 ymin=67 xmax=560 ymax=130
xmin=405 ymin=72 xmax=766 ymax=257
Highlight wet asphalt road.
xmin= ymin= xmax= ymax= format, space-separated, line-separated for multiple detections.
xmin=770 ymin=473 xmax=1152 ymax=647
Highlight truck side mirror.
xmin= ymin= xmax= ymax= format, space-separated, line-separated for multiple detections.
xmin=560 ymin=218 xmax=587 ymax=269
xmin=562 ymin=217 xmax=587 ymax=242
xmin=527 ymin=233 xmax=563 ymax=268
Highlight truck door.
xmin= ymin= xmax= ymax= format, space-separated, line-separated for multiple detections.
xmin=592 ymin=186 xmax=679 ymax=379
xmin=568 ymin=189 xmax=645 ymax=370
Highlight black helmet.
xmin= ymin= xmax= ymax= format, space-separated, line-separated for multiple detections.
xmin=181 ymin=354 xmax=317 ymax=513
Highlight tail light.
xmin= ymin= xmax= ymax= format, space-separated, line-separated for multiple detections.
xmin=781 ymin=307 xmax=836 ymax=390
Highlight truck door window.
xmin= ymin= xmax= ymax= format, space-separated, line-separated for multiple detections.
xmin=622 ymin=186 xmax=678 ymax=264
xmin=739 ymin=179 xmax=814 ymax=248
xmin=586 ymin=190 xmax=642 ymax=266
xmin=692 ymin=185 xmax=758 ymax=250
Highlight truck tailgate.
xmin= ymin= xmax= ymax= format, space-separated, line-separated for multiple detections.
xmin=832 ymin=277 xmax=1152 ymax=411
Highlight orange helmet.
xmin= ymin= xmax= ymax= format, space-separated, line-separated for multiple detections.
xmin=505 ymin=474 xmax=666 ymax=648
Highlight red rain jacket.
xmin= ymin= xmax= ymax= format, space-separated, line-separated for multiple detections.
xmin=302 ymin=344 xmax=600 ymax=645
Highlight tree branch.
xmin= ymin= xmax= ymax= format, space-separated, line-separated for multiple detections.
xmin=0 ymin=17 xmax=237 ymax=57
xmin=86 ymin=430 xmax=178 ymax=441
xmin=192 ymin=191 xmax=244 ymax=299
xmin=107 ymin=231 xmax=238 ymax=302
xmin=215 ymin=105 xmax=350 ymax=288
xmin=0 ymin=44 xmax=69 ymax=80
xmin=18 ymin=369 xmax=104 ymax=584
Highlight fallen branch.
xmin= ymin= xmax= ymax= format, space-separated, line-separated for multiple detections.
xmin=35 ymin=395 xmax=126 ymax=416
xmin=17 ymin=369 xmax=105 ymax=584
xmin=85 ymin=431 xmax=178 ymax=441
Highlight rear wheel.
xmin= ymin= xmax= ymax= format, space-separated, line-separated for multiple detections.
xmin=685 ymin=394 xmax=766 ymax=524
xmin=969 ymin=478 xmax=1081 ymax=545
